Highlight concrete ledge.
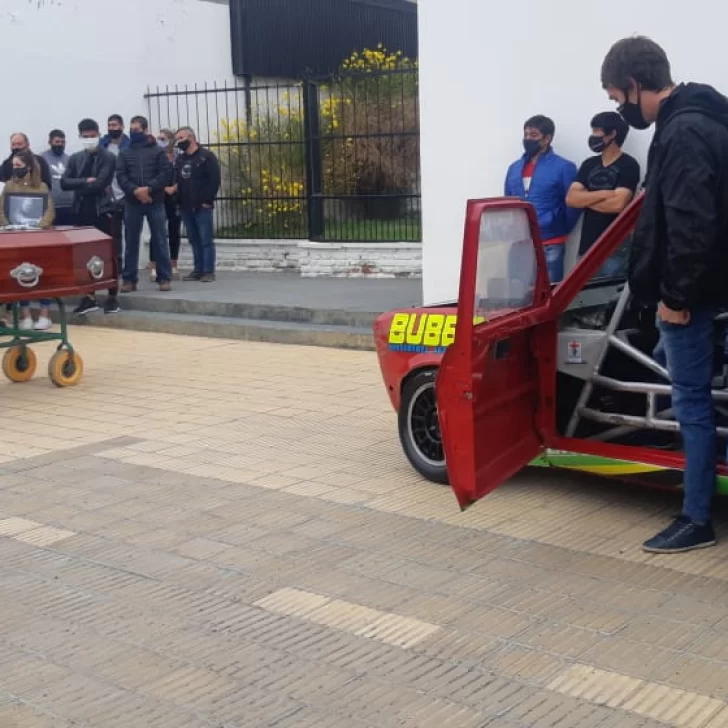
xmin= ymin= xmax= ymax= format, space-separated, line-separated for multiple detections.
xmin=96 ymin=293 xmax=381 ymax=328
xmin=74 ymin=310 xmax=375 ymax=351
xmin=173 ymin=239 xmax=422 ymax=278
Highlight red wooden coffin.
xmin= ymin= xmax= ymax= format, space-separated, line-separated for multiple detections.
xmin=0 ymin=227 xmax=116 ymax=303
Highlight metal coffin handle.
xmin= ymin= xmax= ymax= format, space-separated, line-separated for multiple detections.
xmin=10 ymin=262 xmax=43 ymax=289
xmin=86 ymin=256 xmax=105 ymax=280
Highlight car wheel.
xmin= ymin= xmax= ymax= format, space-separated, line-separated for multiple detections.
xmin=398 ymin=369 xmax=449 ymax=484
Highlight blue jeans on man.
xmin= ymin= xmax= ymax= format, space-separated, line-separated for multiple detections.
xmin=123 ymin=203 xmax=172 ymax=284
xmin=543 ymin=243 xmax=565 ymax=283
xmin=180 ymin=207 xmax=215 ymax=278
xmin=181 ymin=207 xmax=215 ymax=277
xmin=654 ymin=307 xmax=717 ymax=524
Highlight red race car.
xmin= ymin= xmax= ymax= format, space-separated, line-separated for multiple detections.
xmin=374 ymin=196 xmax=728 ymax=508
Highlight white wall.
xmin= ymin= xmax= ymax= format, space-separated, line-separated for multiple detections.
xmin=0 ymin=0 xmax=235 ymax=155
xmin=419 ymin=0 xmax=728 ymax=304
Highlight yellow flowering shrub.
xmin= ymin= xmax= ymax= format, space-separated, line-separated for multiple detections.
xmin=215 ymin=44 xmax=419 ymax=235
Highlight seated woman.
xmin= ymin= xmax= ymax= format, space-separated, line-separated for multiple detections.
xmin=0 ymin=150 xmax=55 ymax=330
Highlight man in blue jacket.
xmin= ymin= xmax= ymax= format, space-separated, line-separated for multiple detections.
xmin=504 ymin=115 xmax=579 ymax=282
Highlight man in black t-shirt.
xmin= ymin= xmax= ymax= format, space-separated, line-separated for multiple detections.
xmin=566 ymin=111 xmax=641 ymax=276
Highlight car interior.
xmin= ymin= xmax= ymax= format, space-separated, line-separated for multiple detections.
xmin=557 ymin=252 xmax=728 ymax=454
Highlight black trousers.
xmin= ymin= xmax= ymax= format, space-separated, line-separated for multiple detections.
xmin=150 ymin=195 xmax=181 ymax=263
xmin=77 ymin=209 xmax=120 ymax=297
xmin=54 ymin=207 xmax=75 ymax=227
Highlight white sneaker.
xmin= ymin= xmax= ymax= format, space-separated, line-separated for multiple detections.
xmin=34 ymin=316 xmax=52 ymax=331
xmin=19 ymin=317 xmax=33 ymax=331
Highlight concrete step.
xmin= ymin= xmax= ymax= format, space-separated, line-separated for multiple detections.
xmin=103 ymin=293 xmax=380 ymax=328
xmin=72 ymin=310 xmax=375 ymax=350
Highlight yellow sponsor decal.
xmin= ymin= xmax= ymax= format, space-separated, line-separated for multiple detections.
xmin=387 ymin=313 xmax=486 ymax=351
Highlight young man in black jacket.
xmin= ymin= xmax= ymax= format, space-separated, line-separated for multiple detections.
xmin=602 ymin=36 xmax=728 ymax=553
xmin=116 ymin=115 xmax=173 ymax=291
xmin=61 ymin=118 xmax=120 ymax=315
xmin=173 ymin=126 xmax=221 ymax=282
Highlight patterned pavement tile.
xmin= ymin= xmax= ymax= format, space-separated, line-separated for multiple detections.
xmin=2 ymin=329 xmax=728 ymax=726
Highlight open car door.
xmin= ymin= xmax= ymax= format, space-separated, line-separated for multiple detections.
xmin=436 ymin=198 xmax=558 ymax=509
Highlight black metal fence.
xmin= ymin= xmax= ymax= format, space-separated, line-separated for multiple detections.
xmin=144 ymin=68 xmax=420 ymax=242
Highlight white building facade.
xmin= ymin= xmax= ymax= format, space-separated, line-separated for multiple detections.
xmin=418 ymin=0 xmax=728 ymax=303
xmin=0 ymin=0 xmax=235 ymax=154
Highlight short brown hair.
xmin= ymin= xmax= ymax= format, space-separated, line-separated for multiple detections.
xmin=601 ymin=36 xmax=673 ymax=92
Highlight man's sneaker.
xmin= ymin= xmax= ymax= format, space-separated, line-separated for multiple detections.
xmin=119 ymin=281 xmax=137 ymax=294
xmin=19 ymin=317 xmax=33 ymax=331
xmin=158 ymin=281 xmax=172 ymax=292
xmin=200 ymin=273 xmax=216 ymax=283
xmin=643 ymin=516 xmax=716 ymax=553
xmin=104 ymin=296 xmax=121 ymax=314
xmin=149 ymin=268 xmax=157 ymax=282
xmin=33 ymin=316 xmax=52 ymax=331
xmin=73 ymin=296 xmax=100 ymax=316
xmin=183 ymin=272 xmax=201 ymax=281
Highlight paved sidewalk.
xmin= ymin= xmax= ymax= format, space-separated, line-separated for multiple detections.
xmin=122 ymin=270 xmax=424 ymax=313
xmin=1 ymin=329 xmax=728 ymax=726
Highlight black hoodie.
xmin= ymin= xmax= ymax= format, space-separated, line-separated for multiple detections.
xmin=629 ymin=82 xmax=728 ymax=311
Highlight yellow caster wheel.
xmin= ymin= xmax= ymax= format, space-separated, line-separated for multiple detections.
xmin=2 ymin=346 xmax=37 ymax=383
xmin=48 ymin=350 xmax=83 ymax=388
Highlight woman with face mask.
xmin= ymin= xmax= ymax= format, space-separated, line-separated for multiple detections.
xmin=147 ymin=129 xmax=181 ymax=281
xmin=0 ymin=150 xmax=56 ymax=329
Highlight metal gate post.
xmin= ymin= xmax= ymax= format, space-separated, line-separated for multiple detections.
xmin=303 ymin=79 xmax=325 ymax=241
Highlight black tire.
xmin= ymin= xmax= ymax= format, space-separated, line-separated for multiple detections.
xmin=398 ymin=368 xmax=449 ymax=484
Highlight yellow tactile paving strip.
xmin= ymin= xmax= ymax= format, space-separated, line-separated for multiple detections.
xmin=548 ymin=665 xmax=728 ymax=728
xmin=0 ymin=518 xmax=75 ymax=546
xmin=255 ymin=587 xmax=441 ymax=648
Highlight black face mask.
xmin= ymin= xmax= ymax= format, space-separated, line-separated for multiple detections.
xmin=12 ymin=167 xmax=28 ymax=179
xmin=108 ymin=129 xmax=123 ymax=140
xmin=619 ymin=89 xmax=650 ymax=130
xmin=11 ymin=148 xmax=23 ymax=156
xmin=588 ymin=135 xmax=607 ymax=153
xmin=51 ymin=145 xmax=65 ymax=156
xmin=522 ymin=139 xmax=542 ymax=157
xmin=176 ymin=139 xmax=191 ymax=152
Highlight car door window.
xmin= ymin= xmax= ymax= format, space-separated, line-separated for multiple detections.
xmin=475 ymin=208 xmax=537 ymax=319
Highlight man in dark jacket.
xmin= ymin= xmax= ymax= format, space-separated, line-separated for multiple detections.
xmin=602 ymin=36 xmax=728 ymax=553
xmin=0 ymin=133 xmax=52 ymax=190
xmin=116 ymin=115 xmax=173 ymax=291
xmin=100 ymin=114 xmax=131 ymax=280
xmin=61 ymin=118 xmax=120 ymax=315
xmin=173 ymin=126 xmax=221 ymax=282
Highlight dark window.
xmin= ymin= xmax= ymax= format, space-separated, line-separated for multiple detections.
xmin=230 ymin=0 xmax=418 ymax=78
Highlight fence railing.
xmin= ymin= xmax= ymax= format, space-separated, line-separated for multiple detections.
xmin=144 ymin=68 xmax=420 ymax=242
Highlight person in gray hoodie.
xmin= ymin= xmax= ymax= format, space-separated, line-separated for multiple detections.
xmin=41 ymin=129 xmax=75 ymax=226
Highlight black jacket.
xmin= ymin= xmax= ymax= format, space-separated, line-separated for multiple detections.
xmin=0 ymin=152 xmax=52 ymax=191
xmin=175 ymin=146 xmax=221 ymax=210
xmin=116 ymin=135 xmax=173 ymax=205
xmin=60 ymin=148 xmax=116 ymax=218
xmin=630 ymin=83 xmax=728 ymax=311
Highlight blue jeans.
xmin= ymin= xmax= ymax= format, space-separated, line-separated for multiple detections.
xmin=655 ymin=307 xmax=717 ymax=522
xmin=598 ymin=246 xmax=629 ymax=279
xmin=181 ymin=208 xmax=215 ymax=275
xmin=19 ymin=300 xmax=51 ymax=307
xmin=123 ymin=203 xmax=171 ymax=284
xmin=543 ymin=243 xmax=565 ymax=283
